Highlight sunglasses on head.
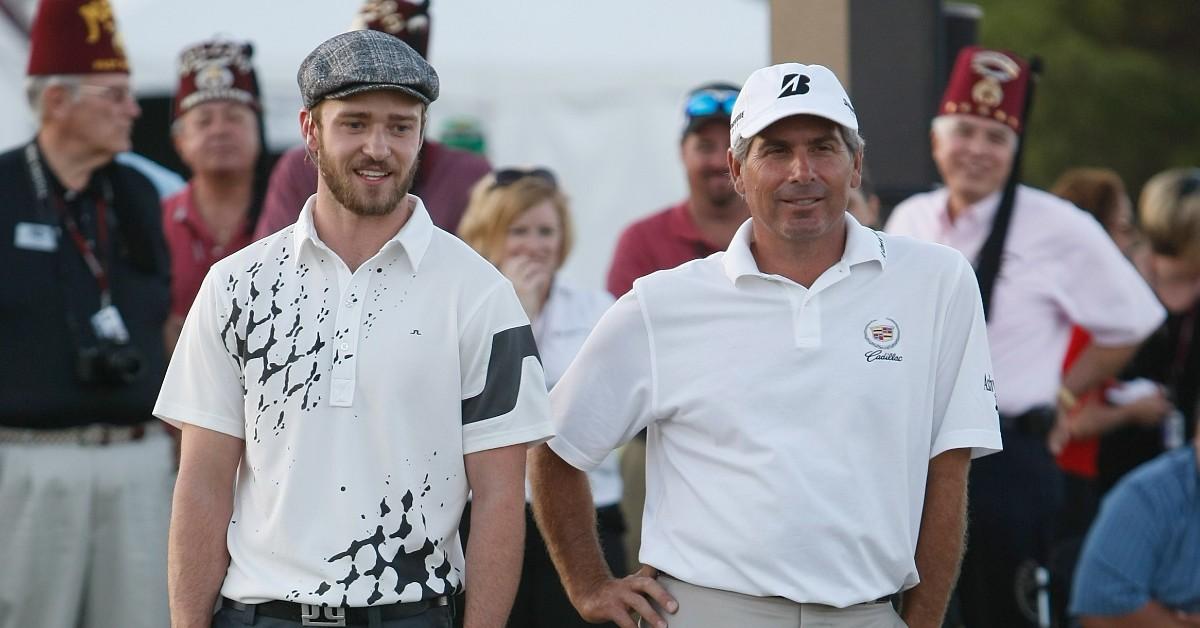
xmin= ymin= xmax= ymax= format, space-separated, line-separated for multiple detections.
xmin=491 ymin=167 xmax=557 ymax=190
xmin=685 ymin=88 xmax=739 ymax=119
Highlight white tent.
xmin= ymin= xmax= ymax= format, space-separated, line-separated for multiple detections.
xmin=3 ymin=0 xmax=768 ymax=288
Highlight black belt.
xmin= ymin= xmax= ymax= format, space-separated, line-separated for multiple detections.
xmin=1000 ymin=405 xmax=1056 ymax=438
xmin=222 ymin=595 xmax=449 ymax=626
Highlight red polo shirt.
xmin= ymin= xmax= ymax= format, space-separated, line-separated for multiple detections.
xmin=606 ymin=201 xmax=723 ymax=298
xmin=162 ymin=184 xmax=253 ymax=317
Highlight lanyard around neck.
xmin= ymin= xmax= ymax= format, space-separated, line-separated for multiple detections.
xmin=24 ymin=143 xmax=114 ymax=307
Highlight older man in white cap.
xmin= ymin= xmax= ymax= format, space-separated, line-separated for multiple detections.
xmin=528 ymin=63 xmax=1003 ymax=628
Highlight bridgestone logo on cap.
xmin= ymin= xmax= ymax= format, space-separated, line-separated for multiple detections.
xmin=779 ymin=73 xmax=810 ymax=98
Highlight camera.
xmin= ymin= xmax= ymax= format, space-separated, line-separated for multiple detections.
xmin=76 ymin=342 xmax=144 ymax=386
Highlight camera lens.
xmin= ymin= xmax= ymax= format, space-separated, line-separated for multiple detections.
xmin=104 ymin=346 xmax=143 ymax=385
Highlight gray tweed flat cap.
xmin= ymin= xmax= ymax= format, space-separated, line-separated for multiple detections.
xmin=298 ymin=29 xmax=439 ymax=109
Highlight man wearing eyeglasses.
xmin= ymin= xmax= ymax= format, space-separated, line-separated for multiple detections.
xmin=605 ymin=82 xmax=751 ymax=568
xmin=0 ymin=1 xmax=172 ymax=627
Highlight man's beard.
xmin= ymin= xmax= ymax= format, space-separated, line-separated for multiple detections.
xmin=317 ymin=143 xmax=419 ymax=217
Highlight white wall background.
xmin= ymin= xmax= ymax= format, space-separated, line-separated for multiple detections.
xmin=2 ymin=0 xmax=768 ymax=289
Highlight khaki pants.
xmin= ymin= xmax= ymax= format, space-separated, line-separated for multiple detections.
xmin=0 ymin=431 xmax=173 ymax=628
xmin=643 ymin=575 xmax=906 ymax=628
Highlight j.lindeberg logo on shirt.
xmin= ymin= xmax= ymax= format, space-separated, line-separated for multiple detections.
xmin=864 ymin=318 xmax=903 ymax=362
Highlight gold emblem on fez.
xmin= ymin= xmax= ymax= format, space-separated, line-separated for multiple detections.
xmin=196 ymin=63 xmax=235 ymax=90
xmin=972 ymin=78 xmax=1003 ymax=109
xmin=78 ymin=0 xmax=117 ymax=46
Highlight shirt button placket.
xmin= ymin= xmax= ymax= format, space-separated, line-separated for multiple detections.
xmin=330 ymin=276 xmax=363 ymax=407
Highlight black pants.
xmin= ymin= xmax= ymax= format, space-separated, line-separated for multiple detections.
xmin=456 ymin=502 xmax=626 ymax=628
xmin=957 ymin=428 xmax=1064 ymax=628
xmin=212 ymin=605 xmax=451 ymax=627
xmin=508 ymin=504 xmax=626 ymax=628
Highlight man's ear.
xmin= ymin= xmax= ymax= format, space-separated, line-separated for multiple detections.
xmin=728 ymin=146 xmax=746 ymax=196
xmin=299 ymin=108 xmax=319 ymax=152
xmin=850 ymin=149 xmax=863 ymax=190
xmin=40 ymin=84 xmax=73 ymax=122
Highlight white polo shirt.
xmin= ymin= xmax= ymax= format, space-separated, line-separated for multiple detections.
xmin=155 ymin=197 xmax=554 ymax=607
xmin=548 ymin=214 xmax=1002 ymax=607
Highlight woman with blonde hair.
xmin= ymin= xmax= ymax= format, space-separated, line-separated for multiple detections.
xmin=458 ymin=167 xmax=624 ymax=628
xmin=1094 ymin=168 xmax=1200 ymax=492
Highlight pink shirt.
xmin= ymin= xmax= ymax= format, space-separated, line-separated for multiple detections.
xmin=162 ymin=184 xmax=253 ymax=317
xmin=886 ymin=185 xmax=1164 ymax=415
xmin=605 ymin=201 xmax=723 ymax=298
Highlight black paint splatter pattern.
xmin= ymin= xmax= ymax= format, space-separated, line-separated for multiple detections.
xmin=219 ymin=247 xmax=328 ymax=443
xmin=315 ymin=482 xmax=461 ymax=603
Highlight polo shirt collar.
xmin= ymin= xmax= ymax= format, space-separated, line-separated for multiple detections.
xmin=938 ymin=187 xmax=1003 ymax=230
xmin=291 ymin=194 xmax=434 ymax=272
xmin=722 ymin=213 xmax=888 ymax=284
xmin=841 ymin=212 xmax=889 ymax=268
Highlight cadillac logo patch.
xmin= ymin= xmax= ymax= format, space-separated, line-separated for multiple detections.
xmin=865 ymin=318 xmax=900 ymax=349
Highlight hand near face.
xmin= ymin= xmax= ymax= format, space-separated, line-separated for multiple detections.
xmin=500 ymin=254 xmax=552 ymax=320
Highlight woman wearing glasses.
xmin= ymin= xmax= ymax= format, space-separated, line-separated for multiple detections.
xmin=459 ymin=167 xmax=624 ymax=627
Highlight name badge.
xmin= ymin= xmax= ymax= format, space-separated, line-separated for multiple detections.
xmin=14 ymin=222 xmax=58 ymax=252
xmin=91 ymin=305 xmax=130 ymax=344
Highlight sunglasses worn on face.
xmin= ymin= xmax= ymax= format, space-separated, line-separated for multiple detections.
xmin=685 ymin=89 xmax=739 ymax=118
xmin=491 ymin=167 xmax=557 ymax=190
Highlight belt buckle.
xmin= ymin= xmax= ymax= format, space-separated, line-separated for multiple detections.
xmin=300 ymin=604 xmax=346 ymax=627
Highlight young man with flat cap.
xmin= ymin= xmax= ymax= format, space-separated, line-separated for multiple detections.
xmin=254 ymin=0 xmax=490 ymax=240
xmin=530 ymin=62 xmax=1002 ymax=628
xmin=886 ymin=46 xmax=1165 ymax=628
xmin=158 ymin=29 xmax=552 ymax=628
xmin=0 ymin=1 xmax=172 ymax=625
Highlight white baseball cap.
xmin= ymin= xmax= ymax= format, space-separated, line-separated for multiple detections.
xmin=729 ymin=63 xmax=858 ymax=145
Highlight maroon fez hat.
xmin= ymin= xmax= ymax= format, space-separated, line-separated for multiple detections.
xmin=173 ymin=40 xmax=260 ymax=119
xmin=354 ymin=0 xmax=431 ymax=59
xmin=938 ymin=46 xmax=1030 ymax=132
xmin=27 ymin=0 xmax=129 ymax=75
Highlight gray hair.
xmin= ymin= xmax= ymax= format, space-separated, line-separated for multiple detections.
xmin=25 ymin=75 xmax=85 ymax=120
xmin=931 ymin=114 xmax=1019 ymax=152
xmin=731 ymin=123 xmax=865 ymax=164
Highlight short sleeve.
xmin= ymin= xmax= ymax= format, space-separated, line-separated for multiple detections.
xmin=1069 ymin=479 xmax=1163 ymax=617
xmin=1053 ymin=212 xmax=1164 ymax=347
xmin=547 ymin=291 xmax=657 ymax=471
xmin=459 ymin=281 xmax=554 ymax=455
xmin=930 ymin=254 xmax=1003 ymax=459
xmin=153 ymin=269 xmax=248 ymax=438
